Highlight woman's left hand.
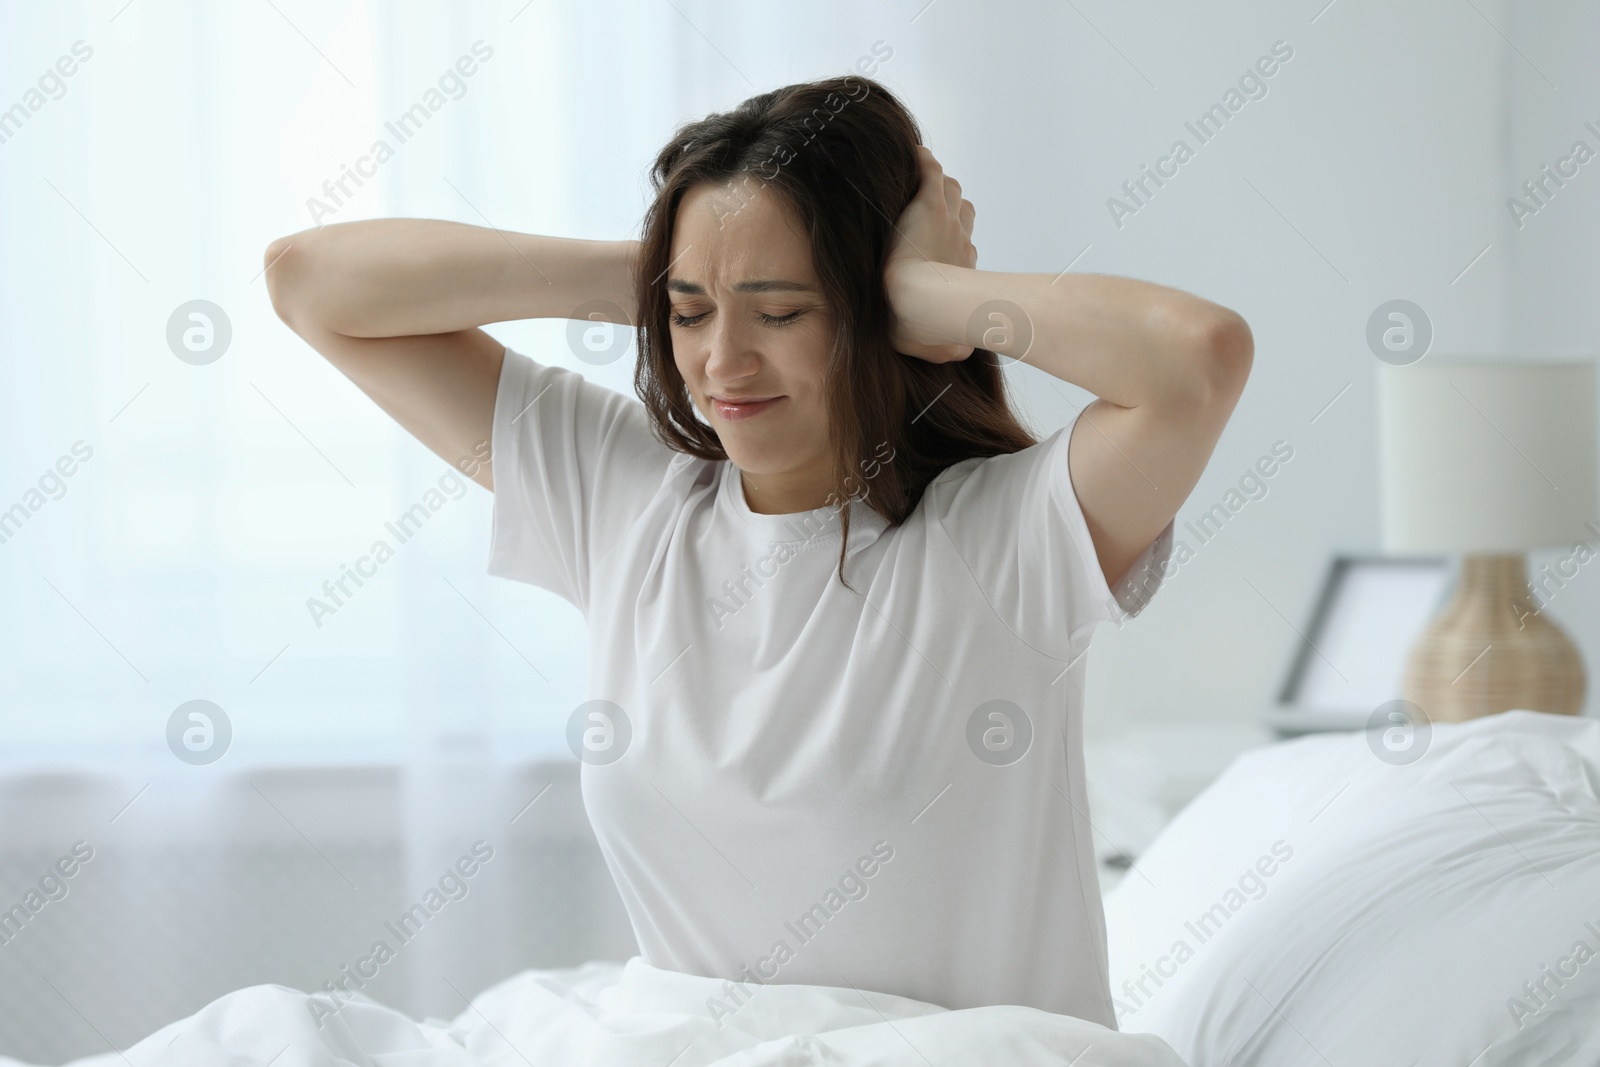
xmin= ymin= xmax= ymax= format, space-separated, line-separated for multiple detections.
xmin=886 ymin=145 xmax=978 ymax=363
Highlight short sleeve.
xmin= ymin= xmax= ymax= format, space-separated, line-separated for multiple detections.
xmin=487 ymin=345 xmax=679 ymax=612
xmin=930 ymin=407 xmax=1174 ymax=661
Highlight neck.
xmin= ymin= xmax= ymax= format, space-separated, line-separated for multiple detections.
xmin=739 ymin=465 xmax=837 ymax=516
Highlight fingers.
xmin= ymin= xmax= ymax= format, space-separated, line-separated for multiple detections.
xmin=919 ymin=145 xmax=969 ymax=221
xmin=918 ymin=145 xmax=959 ymax=203
xmin=958 ymin=199 xmax=976 ymax=266
xmin=915 ymin=144 xmax=941 ymax=197
xmin=911 ymin=144 xmax=976 ymax=267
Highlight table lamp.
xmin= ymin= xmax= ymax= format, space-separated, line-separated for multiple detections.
xmin=1378 ymin=357 xmax=1598 ymax=722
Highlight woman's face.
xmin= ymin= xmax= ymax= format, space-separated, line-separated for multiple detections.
xmin=667 ymin=180 xmax=836 ymax=500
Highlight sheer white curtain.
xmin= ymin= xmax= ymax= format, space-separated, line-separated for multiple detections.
xmin=0 ymin=0 xmax=917 ymax=1057
xmin=0 ymin=1 xmax=684 ymax=756
xmin=0 ymin=0 xmax=901 ymax=750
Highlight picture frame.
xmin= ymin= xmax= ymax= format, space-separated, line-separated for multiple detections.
xmin=1263 ymin=554 xmax=1452 ymax=736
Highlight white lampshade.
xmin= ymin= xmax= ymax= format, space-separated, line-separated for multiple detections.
xmin=1378 ymin=357 xmax=1599 ymax=554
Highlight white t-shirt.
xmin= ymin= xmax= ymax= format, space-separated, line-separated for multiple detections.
xmin=487 ymin=345 xmax=1173 ymax=1027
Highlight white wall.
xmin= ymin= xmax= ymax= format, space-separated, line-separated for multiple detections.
xmin=878 ymin=0 xmax=1599 ymax=729
xmin=1506 ymin=0 xmax=1600 ymax=716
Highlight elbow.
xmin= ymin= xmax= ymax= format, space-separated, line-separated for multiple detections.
xmin=262 ymin=231 xmax=313 ymax=330
xmin=1188 ymin=310 xmax=1253 ymax=413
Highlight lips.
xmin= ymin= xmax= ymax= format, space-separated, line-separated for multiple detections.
xmin=711 ymin=395 xmax=784 ymax=422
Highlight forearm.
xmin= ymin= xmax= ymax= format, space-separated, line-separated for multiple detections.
xmin=265 ymin=218 xmax=638 ymax=338
xmin=884 ymin=261 xmax=1247 ymax=411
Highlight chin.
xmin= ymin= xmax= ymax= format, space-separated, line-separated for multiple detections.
xmin=719 ymin=437 xmax=787 ymax=474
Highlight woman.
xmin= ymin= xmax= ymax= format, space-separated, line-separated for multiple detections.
xmin=264 ymin=74 xmax=1251 ymax=1029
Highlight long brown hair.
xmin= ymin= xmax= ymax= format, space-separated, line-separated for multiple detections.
xmin=632 ymin=74 xmax=1037 ymax=591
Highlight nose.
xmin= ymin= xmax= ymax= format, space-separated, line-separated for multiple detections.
xmin=702 ymin=311 xmax=761 ymax=384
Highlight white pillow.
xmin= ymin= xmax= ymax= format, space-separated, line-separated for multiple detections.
xmin=1104 ymin=710 xmax=1600 ymax=1066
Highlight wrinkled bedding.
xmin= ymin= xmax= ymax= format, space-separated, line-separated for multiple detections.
xmin=1 ymin=955 xmax=1189 ymax=1067
xmin=1105 ymin=710 xmax=1600 ymax=1066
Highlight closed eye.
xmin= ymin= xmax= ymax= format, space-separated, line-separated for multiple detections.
xmin=669 ymin=309 xmax=808 ymax=328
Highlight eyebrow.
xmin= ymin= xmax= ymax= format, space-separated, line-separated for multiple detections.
xmin=667 ymin=278 xmax=816 ymax=295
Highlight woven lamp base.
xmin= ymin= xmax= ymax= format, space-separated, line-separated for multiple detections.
xmin=1402 ymin=554 xmax=1586 ymax=723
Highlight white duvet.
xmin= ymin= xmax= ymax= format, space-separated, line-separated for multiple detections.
xmin=19 ymin=710 xmax=1593 ymax=1066
xmin=0 ymin=955 xmax=1189 ymax=1067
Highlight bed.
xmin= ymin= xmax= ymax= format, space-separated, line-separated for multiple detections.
xmin=1105 ymin=709 xmax=1600 ymax=1066
xmin=3 ymin=709 xmax=1594 ymax=1066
